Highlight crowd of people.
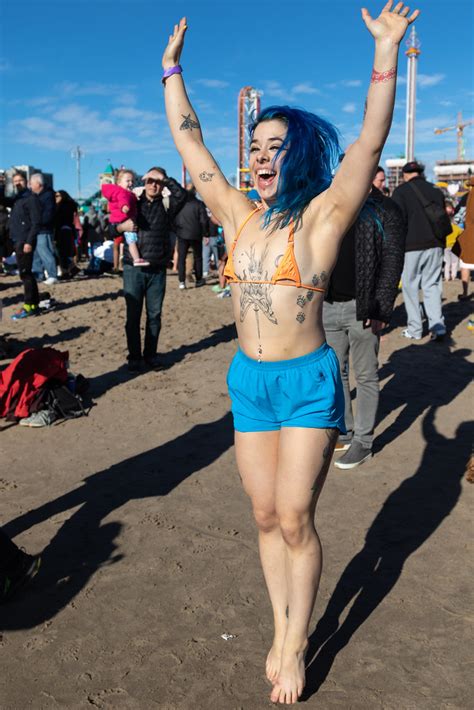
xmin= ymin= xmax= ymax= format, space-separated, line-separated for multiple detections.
xmin=0 ymin=159 xmax=471 ymax=365
xmin=1 ymin=3 xmax=473 ymax=705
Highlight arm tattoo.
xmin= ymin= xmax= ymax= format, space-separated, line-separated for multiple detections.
xmin=199 ymin=171 xmax=215 ymax=182
xmin=179 ymin=113 xmax=200 ymax=130
xmin=371 ymin=67 xmax=397 ymax=84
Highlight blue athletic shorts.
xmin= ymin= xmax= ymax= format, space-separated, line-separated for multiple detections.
xmin=227 ymin=342 xmax=346 ymax=433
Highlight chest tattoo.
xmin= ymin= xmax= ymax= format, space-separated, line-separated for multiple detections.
xmin=238 ymin=244 xmax=277 ymax=361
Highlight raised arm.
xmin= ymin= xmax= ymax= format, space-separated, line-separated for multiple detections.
xmin=162 ymin=18 xmax=246 ymax=225
xmin=323 ymin=1 xmax=419 ymax=235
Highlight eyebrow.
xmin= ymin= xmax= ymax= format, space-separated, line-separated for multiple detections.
xmin=250 ymin=136 xmax=284 ymax=145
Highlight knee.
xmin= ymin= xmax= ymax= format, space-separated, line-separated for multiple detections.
xmin=253 ymin=507 xmax=279 ymax=534
xmin=278 ymin=512 xmax=313 ymax=548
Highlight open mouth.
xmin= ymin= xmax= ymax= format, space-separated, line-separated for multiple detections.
xmin=256 ymin=169 xmax=277 ymax=189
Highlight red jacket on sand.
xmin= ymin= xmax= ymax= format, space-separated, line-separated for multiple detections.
xmin=0 ymin=348 xmax=69 ymax=420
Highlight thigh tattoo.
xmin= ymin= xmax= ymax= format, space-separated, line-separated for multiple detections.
xmin=311 ymin=428 xmax=338 ymax=494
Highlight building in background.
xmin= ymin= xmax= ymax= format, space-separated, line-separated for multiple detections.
xmin=99 ymin=162 xmax=115 ymax=186
xmin=0 ymin=165 xmax=54 ymax=196
xmin=434 ymin=159 xmax=474 ymax=190
xmin=385 ymin=158 xmax=405 ymax=192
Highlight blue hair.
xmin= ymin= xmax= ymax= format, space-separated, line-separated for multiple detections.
xmin=250 ymin=105 xmax=342 ymax=231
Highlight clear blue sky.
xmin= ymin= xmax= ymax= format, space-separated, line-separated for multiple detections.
xmin=1 ymin=0 xmax=473 ymax=198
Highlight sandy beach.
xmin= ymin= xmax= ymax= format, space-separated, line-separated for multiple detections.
xmin=0 ymin=270 xmax=472 ymax=709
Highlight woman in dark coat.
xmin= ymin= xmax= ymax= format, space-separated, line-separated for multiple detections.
xmin=54 ymin=190 xmax=78 ymax=278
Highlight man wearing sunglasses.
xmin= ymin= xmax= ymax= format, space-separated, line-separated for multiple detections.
xmin=113 ymin=166 xmax=186 ymax=371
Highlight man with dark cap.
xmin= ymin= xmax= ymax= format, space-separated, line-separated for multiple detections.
xmin=392 ymin=161 xmax=448 ymax=341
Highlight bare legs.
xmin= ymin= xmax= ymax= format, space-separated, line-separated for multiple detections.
xmin=235 ymin=427 xmax=337 ymax=704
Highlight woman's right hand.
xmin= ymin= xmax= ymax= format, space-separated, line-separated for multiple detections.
xmin=162 ymin=17 xmax=187 ymax=69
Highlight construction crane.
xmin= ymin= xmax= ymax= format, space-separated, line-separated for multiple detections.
xmin=434 ymin=111 xmax=474 ymax=161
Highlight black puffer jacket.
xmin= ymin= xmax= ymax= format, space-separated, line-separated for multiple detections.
xmin=121 ymin=178 xmax=186 ymax=268
xmin=326 ymin=188 xmax=406 ymax=323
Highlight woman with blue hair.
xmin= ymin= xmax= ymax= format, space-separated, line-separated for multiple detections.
xmin=162 ymin=2 xmax=419 ymax=703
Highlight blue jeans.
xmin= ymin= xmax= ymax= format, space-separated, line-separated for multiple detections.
xmin=122 ymin=264 xmax=167 ymax=361
xmin=32 ymin=232 xmax=57 ymax=280
xmin=203 ymin=237 xmax=219 ymax=274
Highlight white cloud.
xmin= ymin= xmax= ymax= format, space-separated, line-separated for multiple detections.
xmin=418 ymin=73 xmax=445 ymax=88
xmin=114 ymin=92 xmax=137 ymax=106
xmin=262 ymin=80 xmax=292 ymax=101
xmin=110 ymin=107 xmax=162 ymax=121
xmin=10 ymin=98 xmax=169 ymax=155
xmin=325 ymin=79 xmax=362 ymax=89
xmin=397 ymin=73 xmax=445 ymax=88
xmin=292 ymin=82 xmax=321 ymax=95
xmin=386 ymin=113 xmax=456 ymax=147
xmin=19 ymin=117 xmax=56 ymax=134
xmin=56 ymin=81 xmax=134 ymax=97
xmin=261 ymin=80 xmax=324 ymax=103
xmin=343 ymin=102 xmax=357 ymax=114
xmin=195 ymin=79 xmax=229 ymax=89
xmin=0 ymin=59 xmax=11 ymax=72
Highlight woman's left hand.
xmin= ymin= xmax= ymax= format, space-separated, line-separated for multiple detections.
xmin=361 ymin=1 xmax=420 ymax=45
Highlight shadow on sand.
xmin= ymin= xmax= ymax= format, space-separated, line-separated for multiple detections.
xmin=1 ymin=411 xmax=234 ymax=630
xmin=0 ymin=326 xmax=91 ymax=362
xmin=302 ymin=410 xmax=472 ymax=701
xmin=88 ymin=323 xmax=237 ymax=399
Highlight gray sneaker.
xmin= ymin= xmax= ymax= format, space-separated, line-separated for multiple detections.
xmin=19 ymin=410 xmax=56 ymax=427
xmin=334 ymin=441 xmax=372 ymax=469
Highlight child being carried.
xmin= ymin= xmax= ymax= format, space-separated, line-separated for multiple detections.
xmin=101 ymin=169 xmax=149 ymax=267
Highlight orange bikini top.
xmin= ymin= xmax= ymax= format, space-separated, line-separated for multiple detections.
xmin=223 ymin=207 xmax=326 ymax=292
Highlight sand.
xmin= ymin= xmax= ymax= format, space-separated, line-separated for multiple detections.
xmin=0 ymin=270 xmax=472 ymax=709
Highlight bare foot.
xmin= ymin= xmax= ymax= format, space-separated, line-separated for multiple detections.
xmin=265 ymin=637 xmax=284 ymax=685
xmin=270 ymin=646 xmax=306 ymax=704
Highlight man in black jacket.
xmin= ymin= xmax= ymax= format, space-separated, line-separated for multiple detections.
xmin=115 ymin=166 xmax=186 ymax=370
xmin=323 ymin=171 xmax=406 ymax=468
xmin=30 ymin=173 xmax=58 ymax=285
xmin=173 ymin=183 xmax=208 ymax=289
xmin=392 ymin=161 xmax=447 ymax=341
xmin=0 ymin=172 xmax=41 ymax=319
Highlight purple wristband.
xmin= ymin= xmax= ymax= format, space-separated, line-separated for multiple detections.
xmin=162 ymin=65 xmax=183 ymax=84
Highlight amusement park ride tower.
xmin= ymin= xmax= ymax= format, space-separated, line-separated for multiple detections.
xmin=237 ymin=86 xmax=261 ymax=191
xmin=405 ymin=25 xmax=421 ymax=162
